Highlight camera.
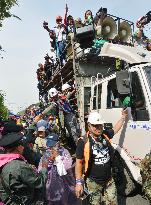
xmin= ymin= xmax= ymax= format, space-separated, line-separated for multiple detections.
xmin=146 ymin=11 xmax=151 ymax=24
xmin=96 ymin=7 xmax=107 ymax=18
xmin=43 ymin=21 xmax=49 ymax=29
xmin=44 ymin=53 xmax=50 ymax=60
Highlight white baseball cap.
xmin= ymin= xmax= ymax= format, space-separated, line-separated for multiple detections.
xmin=88 ymin=112 xmax=105 ymax=125
xmin=49 ymin=88 xmax=58 ymax=98
xmin=62 ymin=83 xmax=71 ymax=91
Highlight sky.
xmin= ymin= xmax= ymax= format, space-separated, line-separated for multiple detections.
xmin=0 ymin=0 xmax=151 ymax=113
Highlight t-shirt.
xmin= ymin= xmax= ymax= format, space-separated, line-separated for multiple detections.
xmin=76 ymin=129 xmax=114 ymax=183
xmin=54 ymin=25 xmax=66 ymax=42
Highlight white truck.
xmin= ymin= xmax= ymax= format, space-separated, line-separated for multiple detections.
xmin=43 ymin=13 xmax=151 ymax=194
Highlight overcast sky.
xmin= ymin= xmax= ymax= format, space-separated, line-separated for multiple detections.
xmin=0 ymin=0 xmax=150 ymax=113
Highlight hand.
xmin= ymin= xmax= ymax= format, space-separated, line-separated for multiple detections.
xmin=75 ymin=184 xmax=84 ymax=198
xmin=51 ymin=149 xmax=59 ymax=160
xmin=122 ymin=108 xmax=128 ymax=119
xmin=42 ymin=160 xmax=49 ymax=168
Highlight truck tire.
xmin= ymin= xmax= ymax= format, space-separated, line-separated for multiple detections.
xmin=112 ymin=151 xmax=136 ymax=196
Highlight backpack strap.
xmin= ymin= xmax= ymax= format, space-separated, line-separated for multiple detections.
xmin=78 ymin=132 xmax=90 ymax=175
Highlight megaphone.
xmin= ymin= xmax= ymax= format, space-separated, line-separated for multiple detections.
xmin=119 ymin=21 xmax=132 ymax=42
xmin=101 ymin=16 xmax=117 ymax=39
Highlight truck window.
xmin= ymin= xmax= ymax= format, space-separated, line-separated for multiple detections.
xmin=93 ymin=84 xmax=102 ymax=110
xmin=131 ymin=72 xmax=145 ymax=108
xmin=131 ymin=71 xmax=149 ymax=121
xmin=84 ymin=87 xmax=91 ymax=114
xmin=107 ymin=78 xmax=123 ymax=108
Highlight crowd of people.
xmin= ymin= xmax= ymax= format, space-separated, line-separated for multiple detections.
xmin=36 ymin=6 xmax=109 ymax=97
xmin=1 ymin=6 xmax=151 ymax=205
xmin=36 ymin=7 xmax=151 ymax=100
xmin=0 ymin=80 xmax=133 ymax=205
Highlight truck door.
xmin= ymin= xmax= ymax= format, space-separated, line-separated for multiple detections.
xmin=98 ymin=71 xmax=151 ymax=161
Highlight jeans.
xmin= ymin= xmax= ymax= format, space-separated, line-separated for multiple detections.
xmin=57 ymin=41 xmax=66 ymax=65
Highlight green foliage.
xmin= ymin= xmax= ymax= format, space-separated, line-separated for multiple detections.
xmin=0 ymin=91 xmax=8 ymax=120
xmin=0 ymin=0 xmax=20 ymax=27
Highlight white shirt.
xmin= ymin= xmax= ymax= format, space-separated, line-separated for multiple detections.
xmin=54 ymin=24 xmax=66 ymax=42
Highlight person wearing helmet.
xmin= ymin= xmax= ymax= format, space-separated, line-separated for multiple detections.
xmin=62 ymin=83 xmax=71 ymax=95
xmin=62 ymin=83 xmax=77 ymax=114
xmin=36 ymin=87 xmax=77 ymax=150
xmin=75 ymin=110 xmax=128 ymax=205
xmin=54 ymin=15 xmax=66 ymax=66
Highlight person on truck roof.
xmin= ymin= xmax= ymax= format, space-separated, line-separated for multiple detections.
xmin=54 ymin=15 xmax=67 ymax=66
xmin=75 ymin=110 xmax=128 ymax=205
xmin=84 ymin=10 xmax=93 ymax=26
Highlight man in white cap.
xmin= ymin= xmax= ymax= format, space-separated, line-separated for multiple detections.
xmin=62 ymin=83 xmax=77 ymax=111
xmin=75 ymin=110 xmax=128 ymax=205
xmin=36 ymin=87 xmax=77 ymax=150
xmin=62 ymin=83 xmax=76 ymax=100
xmin=62 ymin=83 xmax=71 ymax=96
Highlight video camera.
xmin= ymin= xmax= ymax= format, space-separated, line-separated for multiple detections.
xmin=96 ymin=7 xmax=107 ymax=18
xmin=146 ymin=11 xmax=151 ymax=24
xmin=44 ymin=53 xmax=50 ymax=60
xmin=43 ymin=21 xmax=49 ymax=29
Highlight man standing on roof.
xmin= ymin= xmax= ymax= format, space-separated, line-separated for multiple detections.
xmin=75 ymin=110 xmax=128 ymax=205
xmin=54 ymin=15 xmax=66 ymax=66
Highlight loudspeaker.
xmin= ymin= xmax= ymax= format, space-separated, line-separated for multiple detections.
xmin=101 ymin=16 xmax=117 ymax=39
xmin=76 ymin=24 xmax=95 ymax=49
xmin=119 ymin=21 xmax=132 ymax=42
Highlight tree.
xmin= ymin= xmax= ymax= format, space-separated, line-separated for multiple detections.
xmin=0 ymin=0 xmax=20 ymax=27
xmin=0 ymin=91 xmax=8 ymax=120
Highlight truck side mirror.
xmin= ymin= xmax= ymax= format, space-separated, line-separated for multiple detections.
xmin=116 ymin=70 xmax=130 ymax=94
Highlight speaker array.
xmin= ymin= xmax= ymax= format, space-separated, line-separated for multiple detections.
xmin=96 ymin=16 xmax=132 ymax=42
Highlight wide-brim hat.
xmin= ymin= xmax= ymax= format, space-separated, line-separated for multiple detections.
xmin=2 ymin=121 xmax=23 ymax=136
xmin=0 ymin=132 xmax=24 ymax=148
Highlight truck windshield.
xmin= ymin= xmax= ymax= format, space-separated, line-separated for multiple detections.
xmin=144 ymin=66 xmax=151 ymax=92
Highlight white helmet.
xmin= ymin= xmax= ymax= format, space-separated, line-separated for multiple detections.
xmin=62 ymin=83 xmax=71 ymax=91
xmin=88 ymin=112 xmax=105 ymax=125
xmin=49 ymin=88 xmax=58 ymax=98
